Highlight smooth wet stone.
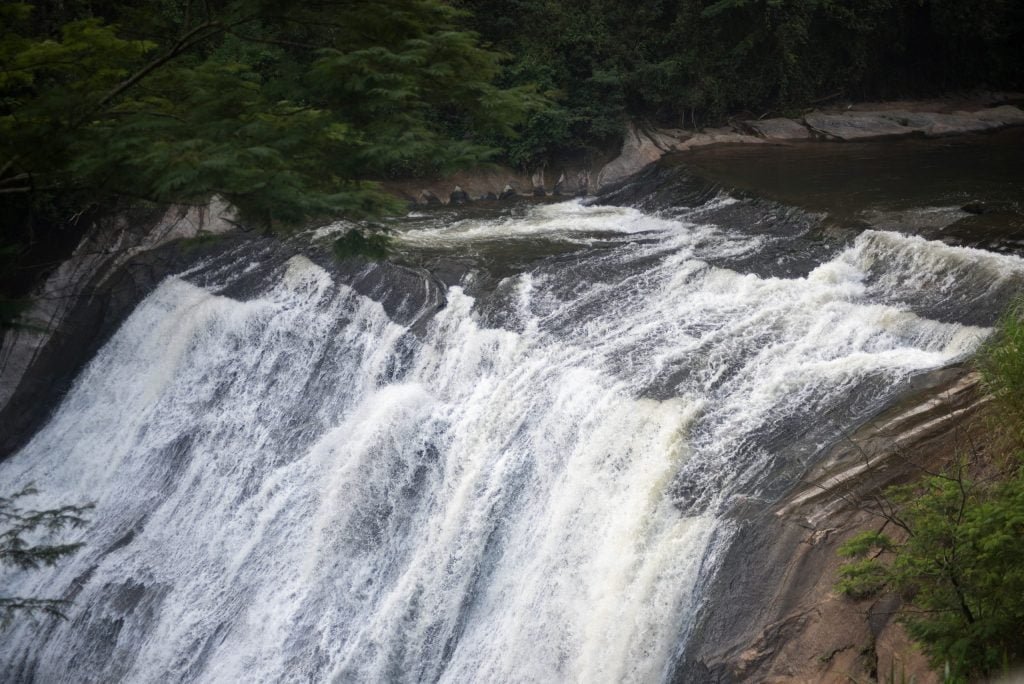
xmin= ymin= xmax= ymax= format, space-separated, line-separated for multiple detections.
xmin=744 ymin=118 xmax=813 ymax=140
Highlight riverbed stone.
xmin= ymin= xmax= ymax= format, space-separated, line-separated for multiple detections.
xmin=878 ymin=110 xmax=998 ymax=137
xmin=804 ymin=105 xmax=1024 ymax=141
xmin=743 ymin=117 xmax=814 ymax=140
xmin=803 ymin=111 xmax=915 ymax=140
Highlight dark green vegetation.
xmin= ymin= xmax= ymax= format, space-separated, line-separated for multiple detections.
xmin=0 ymin=0 xmax=542 ymax=326
xmin=0 ymin=486 xmax=93 ymax=625
xmin=460 ymin=0 xmax=1024 ymax=166
xmin=838 ymin=307 xmax=1024 ymax=682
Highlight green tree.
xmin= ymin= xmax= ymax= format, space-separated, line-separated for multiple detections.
xmin=1 ymin=0 xmax=541 ymax=227
xmin=1 ymin=485 xmax=93 ymax=626
xmin=838 ymin=464 xmax=1024 ymax=681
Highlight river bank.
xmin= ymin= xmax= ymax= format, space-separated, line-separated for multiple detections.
xmin=386 ymin=93 xmax=1024 ymax=206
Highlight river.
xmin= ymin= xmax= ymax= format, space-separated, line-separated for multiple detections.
xmin=2 ymin=133 xmax=1023 ymax=682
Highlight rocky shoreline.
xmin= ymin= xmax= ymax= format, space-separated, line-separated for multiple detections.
xmin=387 ymin=94 xmax=1024 ymax=205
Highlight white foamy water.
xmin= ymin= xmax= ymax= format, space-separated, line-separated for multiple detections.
xmin=1 ymin=201 xmax=1021 ymax=683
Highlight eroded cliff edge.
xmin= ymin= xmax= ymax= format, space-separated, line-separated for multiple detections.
xmin=676 ymin=367 xmax=989 ymax=683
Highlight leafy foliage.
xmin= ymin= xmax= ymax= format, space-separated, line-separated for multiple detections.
xmin=0 ymin=0 xmax=547 ymax=325
xmin=1 ymin=0 xmax=542 ymax=228
xmin=0 ymin=485 xmax=93 ymax=626
xmin=978 ymin=303 xmax=1024 ymax=443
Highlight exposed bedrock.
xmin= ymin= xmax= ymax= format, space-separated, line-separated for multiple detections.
xmin=675 ymin=368 xmax=986 ymax=683
xmin=595 ymin=100 xmax=1024 ymax=192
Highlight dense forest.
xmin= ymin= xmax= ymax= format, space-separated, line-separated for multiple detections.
xmin=2 ymin=0 xmax=1024 ymax=323
xmin=460 ymin=0 xmax=1024 ymax=165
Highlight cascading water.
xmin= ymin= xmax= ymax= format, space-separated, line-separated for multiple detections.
xmin=1 ymin=195 xmax=1023 ymax=683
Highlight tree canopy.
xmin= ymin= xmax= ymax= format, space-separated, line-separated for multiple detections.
xmin=460 ymin=0 xmax=1024 ymax=165
xmin=1 ymin=0 xmax=541 ymax=228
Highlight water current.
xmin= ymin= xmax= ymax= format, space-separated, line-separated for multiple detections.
xmin=2 ymin=180 xmax=1023 ymax=682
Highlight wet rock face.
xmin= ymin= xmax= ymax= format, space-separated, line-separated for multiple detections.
xmin=449 ymin=186 xmax=469 ymax=205
xmin=675 ymin=369 xmax=983 ymax=684
xmin=595 ymin=123 xmax=667 ymax=191
xmin=0 ymin=234 xmax=251 ymax=461
xmin=0 ymin=199 xmax=237 ymax=429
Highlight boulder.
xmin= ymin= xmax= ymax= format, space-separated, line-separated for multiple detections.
xmin=804 ymin=106 xmax=1024 ymax=141
xmin=417 ymin=189 xmax=442 ymax=206
xmin=449 ymin=185 xmax=469 ymax=205
xmin=743 ymin=117 xmax=813 ymax=140
xmin=596 ymin=123 xmax=666 ymax=191
xmin=498 ymin=184 xmax=517 ymax=200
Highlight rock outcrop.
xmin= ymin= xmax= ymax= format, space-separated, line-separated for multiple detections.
xmin=417 ymin=189 xmax=443 ymax=206
xmin=803 ymin=111 xmax=914 ymax=140
xmin=804 ymin=105 xmax=1024 ymax=140
xmin=0 ymin=198 xmax=238 ymax=458
xmin=677 ymin=369 xmax=987 ymax=683
xmin=743 ymin=117 xmax=814 ymax=140
xmin=595 ymin=123 xmax=670 ymax=191
xmin=595 ymin=123 xmax=767 ymax=190
xmin=449 ymin=186 xmax=469 ymax=205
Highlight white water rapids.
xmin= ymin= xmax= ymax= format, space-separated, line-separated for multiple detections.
xmin=1 ymin=200 xmax=1022 ymax=682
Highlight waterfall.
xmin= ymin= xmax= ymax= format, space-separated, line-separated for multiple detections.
xmin=1 ymin=199 xmax=1022 ymax=683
